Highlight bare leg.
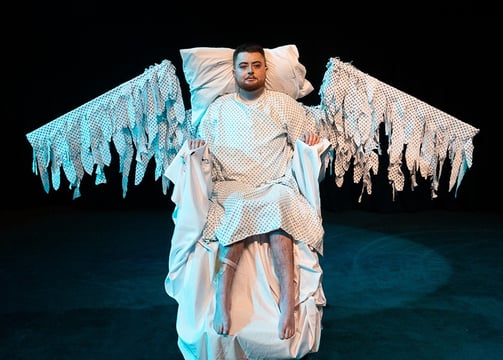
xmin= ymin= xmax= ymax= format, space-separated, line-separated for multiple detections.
xmin=213 ymin=240 xmax=245 ymax=335
xmin=269 ymin=230 xmax=296 ymax=340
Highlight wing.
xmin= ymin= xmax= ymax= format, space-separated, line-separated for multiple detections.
xmin=309 ymin=57 xmax=480 ymax=202
xmin=25 ymin=60 xmax=192 ymax=199
xmin=25 ymin=53 xmax=480 ymax=203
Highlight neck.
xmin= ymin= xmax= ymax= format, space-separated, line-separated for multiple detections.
xmin=238 ymin=87 xmax=265 ymax=102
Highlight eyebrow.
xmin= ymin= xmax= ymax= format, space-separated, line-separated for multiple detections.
xmin=238 ymin=61 xmax=263 ymax=66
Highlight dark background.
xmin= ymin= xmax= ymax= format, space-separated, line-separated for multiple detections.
xmin=5 ymin=6 xmax=501 ymax=215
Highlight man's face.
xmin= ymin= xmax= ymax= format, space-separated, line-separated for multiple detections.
xmin=233 ymin=51 xmax=267 ymax=92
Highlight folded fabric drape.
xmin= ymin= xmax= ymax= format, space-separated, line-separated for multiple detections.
xmin=164 ymin=140 xmax=330 ymax=359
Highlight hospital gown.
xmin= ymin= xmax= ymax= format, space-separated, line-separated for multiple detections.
xmin=198 ymin=89 xmax=324 ymax=254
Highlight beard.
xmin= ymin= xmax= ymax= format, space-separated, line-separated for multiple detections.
xmin=237 ymin=78 xmax=266 ymax=92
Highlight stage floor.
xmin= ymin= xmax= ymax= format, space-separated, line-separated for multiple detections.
xmin=1 ymin=207 xmax=502 ymax=359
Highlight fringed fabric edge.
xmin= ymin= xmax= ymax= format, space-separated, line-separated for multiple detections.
xmin=316 ymin=57 xmax=480 ymax=201
xmin=26 ymin=60 xmax=192 ymax=199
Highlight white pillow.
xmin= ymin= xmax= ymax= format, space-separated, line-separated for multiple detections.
xmin=180 ymin=44 xmax=314 ymax=126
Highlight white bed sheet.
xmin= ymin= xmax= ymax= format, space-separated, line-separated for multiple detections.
xmin=164 ymin=140 xmax=330 ymax=359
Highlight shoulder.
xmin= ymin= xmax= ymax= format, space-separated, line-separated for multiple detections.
xmin=204 ymin=93 xmax=236 ymax=116
xmin=213 ymin=92 xmax=235 ymax=103
xmin=265 ymin=89 xmax=302 ymax=107
xmin=266 ymin=89 xmax=299 ymax=100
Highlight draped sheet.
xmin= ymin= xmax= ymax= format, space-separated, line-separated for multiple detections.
xmin=164 ymin=140 xmax=330 ymax=359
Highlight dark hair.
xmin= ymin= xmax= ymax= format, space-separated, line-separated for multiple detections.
xmin=233 ymin=42 xmax=266 ymax=66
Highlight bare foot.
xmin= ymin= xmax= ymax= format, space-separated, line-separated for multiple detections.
xmin=213 ymin=263 xmax=235 ymax=335
xmin=278 ymin=298 xmax=296 ymax=339
xmin=269 ymin=231 xmax=296 ymax=340
xmin=212 ymin=242 xmax=244 ymax=336
xmin=213 ymin=299 xmax=231 ymax=335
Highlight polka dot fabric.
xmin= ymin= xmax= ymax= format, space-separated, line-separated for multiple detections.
xmin=25 ymin=60 xmax=190 ymax=199
xmin=318 ymin=58 xmax=479 ymax=201
xmin=199 ymin=90 xmax=324 ymax=253
xmin=25 ymin=53 xmax=479 ymax=206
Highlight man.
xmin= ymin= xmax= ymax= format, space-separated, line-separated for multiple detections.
xmin=189 ymin=42 xmax=324 ymax=340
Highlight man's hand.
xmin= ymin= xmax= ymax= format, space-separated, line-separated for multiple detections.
xmin=301 ymin=132 xmax=320 ymax=146
xmin=189 ymin=139 xmax=206 ymax=150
